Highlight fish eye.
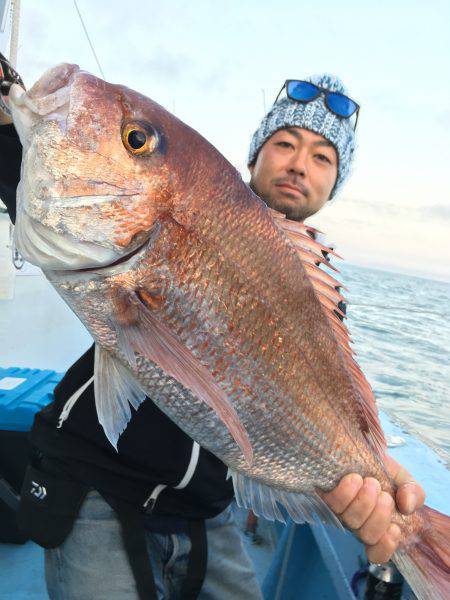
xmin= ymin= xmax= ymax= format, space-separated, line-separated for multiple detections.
xmin=122 ymin=122 xmax=159 ymax=155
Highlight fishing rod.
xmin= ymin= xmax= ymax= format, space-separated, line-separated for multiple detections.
xmin=0 ymin=1 xmax=24 ymax=269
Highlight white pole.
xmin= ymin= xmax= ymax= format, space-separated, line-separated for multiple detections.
xmin=8 ymin=0 xmax=23 ymax=273
xmin=9 ymin=0 xmax=19 ymax=67
xmin=1 ymin=0 xmax=12 ymax=33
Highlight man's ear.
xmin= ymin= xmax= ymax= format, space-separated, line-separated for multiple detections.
xmin=328 ymin=176 xmax=338 ymax=200
xmin=248 ymin=163 xmax=254 ymax=176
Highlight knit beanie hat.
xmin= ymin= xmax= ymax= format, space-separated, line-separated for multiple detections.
xmin=248 ymin=74 xmax=356 ymax=198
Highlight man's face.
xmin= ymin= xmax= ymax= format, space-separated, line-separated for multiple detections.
xmin=249 ymin=127 xmax=338 ymax=221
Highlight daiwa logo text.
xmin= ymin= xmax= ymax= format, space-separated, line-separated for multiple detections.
xmin=30 ymin=481 xmax=47 ymax=500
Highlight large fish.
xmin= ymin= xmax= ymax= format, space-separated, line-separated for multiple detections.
xmin=8 ymin=64 xmax=449 ymax=599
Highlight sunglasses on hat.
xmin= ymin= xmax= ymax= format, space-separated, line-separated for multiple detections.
xmin=274 ymin=80 xmax=360 ymax=130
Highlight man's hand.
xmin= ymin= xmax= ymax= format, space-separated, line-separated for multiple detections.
xmin=0 ymin=78 xmax=13 ymax=125
xmin=0 ymin=108 xmax=12 ymax=125
xmin=0 ymin=51 xmax=24 ymax=125
xmin=322 ymin=455 xmax=425 ymax=563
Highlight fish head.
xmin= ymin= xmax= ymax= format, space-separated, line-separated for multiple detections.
xmin=8 ymin=63 xmax=202 ymax=271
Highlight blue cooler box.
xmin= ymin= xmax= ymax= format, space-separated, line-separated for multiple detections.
xmin=0 ymin=367 xmax=64 ymax=431
xmin=0 ymin=367 xmax=64 ymax=543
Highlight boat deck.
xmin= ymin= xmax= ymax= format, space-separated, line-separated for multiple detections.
xmin=0 ymin=414 xmax=448 ymax=599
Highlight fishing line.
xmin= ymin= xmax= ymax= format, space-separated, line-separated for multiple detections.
xmin=72 ymin=0 xmax=105 ymax=79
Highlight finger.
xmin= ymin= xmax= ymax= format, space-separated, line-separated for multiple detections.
xmin=384 ymin=455 xmax=414 ymax=485
xmin=322 ymin=473 xmax=363 ymax=514
xmin=340 ymin=477 xmax=380 ymax=530
xmin=395 ymin=482 xmax=425 ymax=515
xmin=365 ymin=523 xmax=401 ymax=564
xmin=0 ymin=112 xmax=12 ymax=125
xmin=354 ymin=491 xmax=394 ymax=545
xmin=384 ymin=455 xmax=425 ymax=514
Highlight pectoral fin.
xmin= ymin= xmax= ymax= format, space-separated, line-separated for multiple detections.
xmin=94 ymin=344 xmax=146 ymax=450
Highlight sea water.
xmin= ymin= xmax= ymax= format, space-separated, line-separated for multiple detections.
xmin=340 ymin=263 xmax=450 ymax=466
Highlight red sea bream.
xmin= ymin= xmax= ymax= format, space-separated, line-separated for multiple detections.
xmin=8 ymin=64 xmax=450 ymax=599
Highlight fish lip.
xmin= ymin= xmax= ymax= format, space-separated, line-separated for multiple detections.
xmin=8 ymin=64 xmax=80 ymax=149
xmin=9 ymin=63 xmax=80 ymax=117
xmin=14 ymin=211 xmax=124 ymax=271
xmin=80 ymin=239 xmax=148 ymax=272
xmin=51 ymin=237 xmax=149 ymax=277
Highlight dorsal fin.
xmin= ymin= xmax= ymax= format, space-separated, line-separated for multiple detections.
xmin=303 ymin=263 xmax=348 ymax=291
xmin=270 ymin=209 xmax=387 ymax=456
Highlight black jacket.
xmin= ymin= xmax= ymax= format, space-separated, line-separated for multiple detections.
xmin=0 ymin=123 xmax=233 ymax=519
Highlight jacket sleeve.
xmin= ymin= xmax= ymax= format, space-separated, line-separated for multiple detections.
xmin=0 ymin=123 xmax=22 ymax=224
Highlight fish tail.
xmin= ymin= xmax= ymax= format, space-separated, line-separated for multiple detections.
xmin=394 ymin=506 xmax=450 ymax=600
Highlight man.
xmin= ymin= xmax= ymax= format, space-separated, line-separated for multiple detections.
xmin=0 ymin=57 xmax=424 ymax=599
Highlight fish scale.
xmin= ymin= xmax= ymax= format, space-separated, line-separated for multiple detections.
xmin=200 ymin=217 xmax=366 ymax=460
xmin=192 ymin=199 xmax=359 ymax=425
xmin=126 ymin=214 xmax=367 ymax=487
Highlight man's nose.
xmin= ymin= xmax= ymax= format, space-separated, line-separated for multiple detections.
xmin=288 ymin=151 xmax=307 ymax=177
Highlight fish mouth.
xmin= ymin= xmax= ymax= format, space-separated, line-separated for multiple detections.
xmin=14 ymin=211 xmax=133 ymax=272
xmin=10 ymin=64 xmax=151 ymax=277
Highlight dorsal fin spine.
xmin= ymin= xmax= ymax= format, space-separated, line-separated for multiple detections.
xmin=271 ymin=210 xmax=387 ymax=456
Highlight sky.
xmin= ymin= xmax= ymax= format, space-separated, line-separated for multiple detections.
xmin=1 ymin=0 xmax=449 ymax=280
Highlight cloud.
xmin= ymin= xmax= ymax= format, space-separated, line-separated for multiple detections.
xmin=334 ymin=197 xmax=450 ymax=226
xmin=436 ymin=110 xmax=450 ymax=128
xmin=141 ymin=50 xmax=195 ymax=82
xmin=423 ymin=204 xmax=450 ymax=221
xmin=328 ymin=196 xmax=411 ymax=220
xmin=138 ymin=49 xmax=230 ymax=93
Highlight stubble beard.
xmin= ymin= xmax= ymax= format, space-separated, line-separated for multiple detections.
xmin=249 ymin=179 xmax=309 ymax=222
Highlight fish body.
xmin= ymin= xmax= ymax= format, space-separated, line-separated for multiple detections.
xmin=9 ymin=64 xmax=450 ymax=599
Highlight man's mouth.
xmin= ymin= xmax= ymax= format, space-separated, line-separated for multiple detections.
xmin=275 ymin=183 xmax=308 ymax=197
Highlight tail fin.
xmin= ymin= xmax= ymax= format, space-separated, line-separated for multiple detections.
xmin=393 ymin=506 xmax=450 ymax=600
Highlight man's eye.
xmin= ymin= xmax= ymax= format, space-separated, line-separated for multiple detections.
xmin=316 ymin=153 xmax=331 ymax=164
xmin=276 ymin=141 xmax=293 ymax=149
